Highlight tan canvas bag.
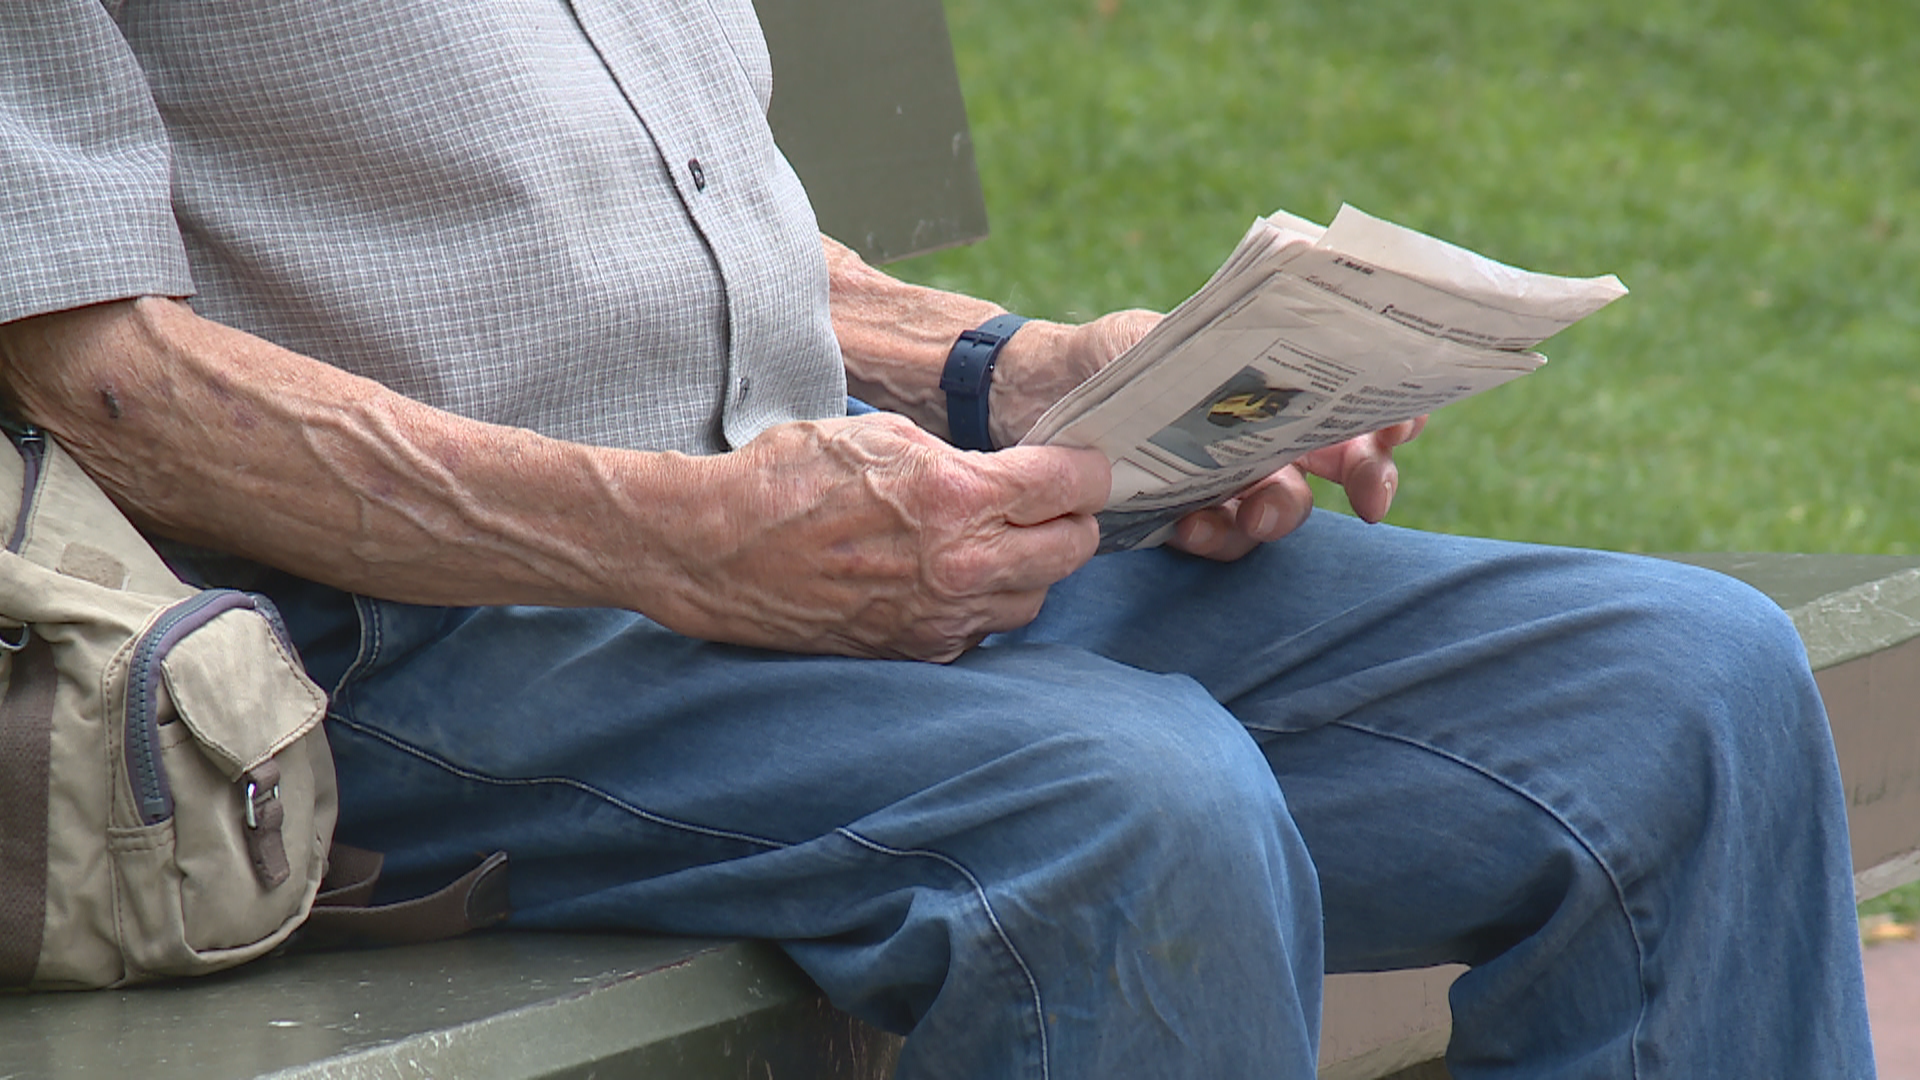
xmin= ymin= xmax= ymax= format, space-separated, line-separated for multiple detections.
xmin=0 ymin=420 xmax=336 ymax=989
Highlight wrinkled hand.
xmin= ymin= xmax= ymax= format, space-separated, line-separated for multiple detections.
xmin=988 ymin=309 xmax=1164 ymax=449
xmin=1168 ymin=417 xmax=1428 ymax=561
xmin=988 ymin=307 xmax=1427 ymax=561
xmin=657 ymin=412 xmax=1110 ymax=661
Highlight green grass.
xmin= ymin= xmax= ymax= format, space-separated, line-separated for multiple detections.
xmin=893 ymin=0 xmax=1920 ymax=555
xmin=1864 ymin=881 xmax=1920 ymax=928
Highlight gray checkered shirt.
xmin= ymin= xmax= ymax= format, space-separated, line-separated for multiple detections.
xmin=0 ymin=1 xmax=845 ymax=456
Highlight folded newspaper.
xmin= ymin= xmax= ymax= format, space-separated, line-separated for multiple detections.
xmin=1019 ymin=205 xmax=1629 ymax=551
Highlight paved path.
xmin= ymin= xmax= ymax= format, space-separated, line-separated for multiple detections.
xmin=1868 ymin=936 xmax=1920 ymax=1078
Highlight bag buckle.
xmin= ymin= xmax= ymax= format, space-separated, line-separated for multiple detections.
xmin=241 ymin=760 xmax=291 ymax=889
xmin=0 ymin=622 xmax=30 ymax=653
xmin=243 ymin=778 xmax=282 ymax=830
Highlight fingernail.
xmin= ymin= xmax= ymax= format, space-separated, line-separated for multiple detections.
xmin=1187 ymin=519 xmax=1215 ymax=546
xmin=1251 ymin=503 xmax=1280 ymax=538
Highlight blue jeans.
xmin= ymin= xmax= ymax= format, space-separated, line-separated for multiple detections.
xmin=263 ymin=511 xmax=1874 ymax=1078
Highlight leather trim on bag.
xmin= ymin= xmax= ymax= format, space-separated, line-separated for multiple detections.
xmin=0 ymin=636 xmax=58 ymax=985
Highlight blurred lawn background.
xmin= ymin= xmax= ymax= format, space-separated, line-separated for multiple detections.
xmin=892 ymin=0 xmax=1920 ymax=556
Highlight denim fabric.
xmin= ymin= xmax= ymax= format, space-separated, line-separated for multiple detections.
xmin=263 ymin=511 xmax=1875 ymax=1079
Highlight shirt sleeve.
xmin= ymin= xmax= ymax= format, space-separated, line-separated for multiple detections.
xmin=0 ymin=3 xmax=194 ymax=326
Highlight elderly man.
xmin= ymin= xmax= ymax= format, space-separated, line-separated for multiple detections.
xmin=0 ymin=3 xmax=1874 ymax=1077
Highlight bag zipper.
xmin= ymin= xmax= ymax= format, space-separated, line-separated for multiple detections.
xmin=3 ymin=420 xmax=299 ymax=828
xmin=125 ymin=589 xmax=263 ymax=826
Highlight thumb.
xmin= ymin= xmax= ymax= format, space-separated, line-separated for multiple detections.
xmin=1082 ymin=309 xmax=1163 ymax=368
xmin=975 ymin=444 xmax=1113 ymax=525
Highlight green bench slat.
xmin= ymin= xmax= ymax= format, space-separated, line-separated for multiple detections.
xmin=0 ymin=936 xmax=898 ymax=1080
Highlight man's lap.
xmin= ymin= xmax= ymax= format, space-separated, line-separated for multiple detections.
xmin=269 ymin=509 xmax=1817 ymax=913
xmin=1016 ymin=511 xmax=1850 ymax=961
xmin=274 ymin=538 xmax=1336 ymax=1072
xmin=262 ymin=509 xmax=1865 ymax=1072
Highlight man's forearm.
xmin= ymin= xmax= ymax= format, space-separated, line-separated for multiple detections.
xmin=0 ymin=296 xmax=701 ymax=612
xmin=0 ymin=295 xmax=1112 ymax=660
xmin=824 ymin=236 xmax=1085 ymax=447
xmin=825 ymin=235 xmax=1003 ymax=435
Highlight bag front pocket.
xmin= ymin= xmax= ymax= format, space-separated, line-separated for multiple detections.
xmin=105 ymin=591 xmax=334 ymax=981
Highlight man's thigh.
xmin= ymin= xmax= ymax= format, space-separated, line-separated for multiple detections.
xmin=270 ymin=572 xmax=1296 ymax=914
xmin=273 ymin=570 xmax=1332 ymax=1071
xmin=273 ymin=510 xmax=1863 ymax=1072
xmin=1015 ymin=509 xmax=1841 ymax=966
xmin=279 ymin=507 xmax=1835 ymax=959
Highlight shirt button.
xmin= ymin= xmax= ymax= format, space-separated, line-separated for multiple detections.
xmin=688 ymin=158 xmax=707 ymax=191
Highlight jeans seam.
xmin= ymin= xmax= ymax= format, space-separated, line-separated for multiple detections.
xmin=1324 ymin=718 xmax=1652 ymax=1080
xmin=327 ymin=604 xmax=783 ymax=848
xmin=325 ymin=711 xmax=791 ymax=852
xmin=330 ymin=593 xmax=382 ymax=703
xmin=328 ymin=711 xmax=1053 ymax=1078
xmin=835 ymin=825 xmax=1051 ymax=1080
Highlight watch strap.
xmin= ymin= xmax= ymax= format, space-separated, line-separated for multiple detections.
xmin=939 ymin=313 xmax=1029 ymax=451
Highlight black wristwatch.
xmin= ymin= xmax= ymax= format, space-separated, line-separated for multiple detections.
xmin=939 ymin=313 xmax=1029 ymax=451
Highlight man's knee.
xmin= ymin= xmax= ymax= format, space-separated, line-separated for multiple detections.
xmin=1032 ymin=673 xmax=1289 ymax=837
xmin=955 ymin=661 xmax=1307 ymax=899
xmin=1590 ymin=559 xmax=1841 ymax=874
xmin=1617 ymin=558 xmax=1827 ymax=746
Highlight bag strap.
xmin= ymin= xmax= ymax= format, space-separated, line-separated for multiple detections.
xmin=294 ymin=844 xmax=512 ymax=950
xmin=0 ymin=633 xmax=57 ymax=986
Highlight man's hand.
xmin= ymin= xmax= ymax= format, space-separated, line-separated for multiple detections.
xmin=1167 ymin=417 xmax=1428 ymax=561
xmin=655 ymin=412 xmax=1111 ymax=662
xmin=987 ymin=309 xmax=1162 ymax=449
xmin=988 ymin=305 xmax=1428 ymax=561
xmin=823 ymin=241 xmax=1426 ymax=571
